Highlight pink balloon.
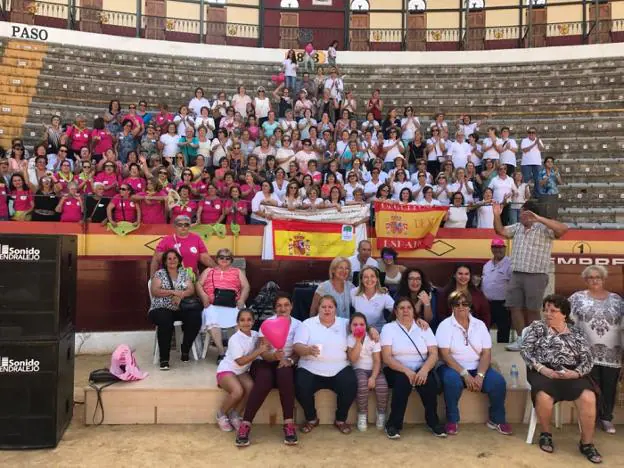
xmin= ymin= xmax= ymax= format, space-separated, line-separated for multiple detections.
xmin=305 ymin=43 xmax=314 ymax=54
xmin=271 ymin=74 xmax=278 ymax=82
xmin=277 ymin=72 xmax=285 ymax=83
xmin=260 ymin=316 xmax=290 ymax=350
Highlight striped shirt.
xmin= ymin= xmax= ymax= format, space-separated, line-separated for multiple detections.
xmin=504 ymin=222 xmax=554 ymax=274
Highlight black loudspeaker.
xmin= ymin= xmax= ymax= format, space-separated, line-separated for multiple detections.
xmin=0 ymin=331 xmax=75 ymax=449
xmin=0 ymin=235 xmax=76 ymax=341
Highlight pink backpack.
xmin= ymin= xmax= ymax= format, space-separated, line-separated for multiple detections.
xmin=110 ymin=344 xmax=148 ymax=381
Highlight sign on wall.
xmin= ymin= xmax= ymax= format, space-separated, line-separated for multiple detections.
xmin=10 ymin=25 xmax=49 ymax=41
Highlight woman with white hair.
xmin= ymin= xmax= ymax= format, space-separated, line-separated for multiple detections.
xmin=569 ymin=265 xmax=623 ymax=435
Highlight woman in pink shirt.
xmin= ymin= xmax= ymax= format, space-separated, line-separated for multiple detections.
xmin=65 ymin=115 xmax=91 ymax=158
xmin=175 ymin=169 xmax=195 ymax=191
xmin=77 ymin=160 xmax=95 ymax=195
xmin=223 ymin=186 xmax=248 ymax=225
xmin=95 ymin=161 xmax=120 ymax=197
xmin=0 ymin=180 xmax=9 ymax=220
xmin=217 ymin=172 xmax=240 ymax=199
xmin=53 ymin=160 xmax=76 ymax=195
xmin=196 ymin=184 xmax=224 ymax=225
xmin=106 ymin=183 xmax=140 ymax=225
xmin=91 ymin=117 xmax=114 ymax=162
xmin=239 ymin=172 xmax=260 ymax=203
xmin=192 ymin=168 xmax=211 ymax=199
xmin=55 ymin=182 xmax=83 ymax=222
xmin=156 ymin=168 xmax=174 ymax=193
xmin=9 ymin=173 xmax=34 ymax=220
xmin=169 ymin=186 xmax=197 ymax=223
xmin=123 ymin=163 xmax=147 ymax=193
xmin=135 ymin=179 xmax=167 ymax=224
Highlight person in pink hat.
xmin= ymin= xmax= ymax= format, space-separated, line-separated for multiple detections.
xmin=481 ymin=238 xmax=512 ymax=343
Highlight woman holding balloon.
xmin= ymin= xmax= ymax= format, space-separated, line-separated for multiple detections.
xmin=235 ymin=292 xmax=302 ymax=447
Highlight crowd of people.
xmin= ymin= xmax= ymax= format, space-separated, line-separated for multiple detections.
xmin=0 ymin=57 xmax=562 ymax=226
xmin=147 ymin=210 xmax=621 ymax=463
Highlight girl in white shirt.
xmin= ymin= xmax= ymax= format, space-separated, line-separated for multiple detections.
xmin=188 ymin=87 xmax=211 ymax=118
xmin=475 ymin=187 xmax=494 ymax=229
xmin=347 ymin=312 xmax=388 ymax=432
xmin=509 ymin=170 xmax=530 ymax=224
xmin=216 ymin=309 xmax=268 ymax=432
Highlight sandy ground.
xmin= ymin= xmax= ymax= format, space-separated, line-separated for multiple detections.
xmin=0 ymin=355 xmax=622 ymax=468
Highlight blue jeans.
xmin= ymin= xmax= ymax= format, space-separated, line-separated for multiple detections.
xmin=285 ymin=75 xmax=296 ymax=92
xmin=521 ymin=165 xmax=541 ymax=193
xmin=508 ymin=208 xmax=520 ymax=225
xmin=438 ymin=365 xmax=507 ymax=424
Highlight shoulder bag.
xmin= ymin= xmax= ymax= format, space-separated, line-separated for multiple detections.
xmin=163 ymin=269 xmax=203 ymax=313
xmin=397 ymin=323 xmax=443 ymax=394
xmin=211 ymin=270 xmax=238 ymax=308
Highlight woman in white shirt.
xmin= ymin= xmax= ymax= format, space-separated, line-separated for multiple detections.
xmin=382 ymin=129 xmax=405 ymax=172
xmin=195 ymin=105 xmax=216 ymax=138
xmin=302 ymin=185 xmax=324 ymax=209
xmin=391 ymin=169 xmax=412 ymax=201
xmin=344 ymin=171 xmax=364 ymax=202
xmin=475 ymin=187 xmax=494 ymax=229
xmin=174 ymin=105 xmax=194 ymax=137
xmin=418 ymin=186 xmax=442 ymax=207
xmin=444 ymin=192 xmax=468 ymax=228
xmin=283 ymin=50 xmax=298 ymax=91
xmin=426 ymin=127 xmax=446 ymax=177
xmin=298 ymin=108 xmax=317 ymax=140
xmin=159 ymin=123 xmax=180 ymax=159
xmin=381 ymin=298 xmax=446 ymax=439
xmin=401 ymin=106 xmax=420 ymax=148
xmin=236 ymin=293 xmax=302 ymax=446
xmin=350 ymin=266 xmax=395 ymax=331
xmin=433 ymin=174 xmax=452 ymax=205
xmin=253 ymin=87 xmax=271 ymax=125
xmin=231 ymin=86 xmax=252 ymax=118
xmin=436 ymin=290 xmax=510 ymax=436
xmin=482 ymin=126 xmax=502 ymax=162
xmin=271 ymin=168 xmax=289 ymax=202
xmin=188 ymin=87 xmax=210 ymax=118
xmin=509 ymin=170 xmax=530 ymax=224
xmin=294 ymin=295 xmax=358 ymax=434
xmin=250 ymin=181 xmax=280 ymax=225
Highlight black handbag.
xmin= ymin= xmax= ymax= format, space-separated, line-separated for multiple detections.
xmin=88 ymin=368 xmax=120 ymax=425
xmin=211 ymin=270 xmax=237 ymax=308
xmin=164 ymin=269 xmax=202 ymax=312
xmin=397 ymin=323 xmax=443 ymax=394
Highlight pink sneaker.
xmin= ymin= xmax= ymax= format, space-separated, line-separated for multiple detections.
xmin=487 ymin=421 xmax=513 ymax=435
xmin=230 ymin=415 xmax=242 ymax=431
xmin=217 ymin=414 xmax=233 ymax=432
xmin=445 ymin=422 xmax=458 ymax=435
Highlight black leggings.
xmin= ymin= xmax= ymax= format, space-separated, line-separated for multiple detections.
xmin=148 ymin=307 xmax=202 ymax=361
xmin=295 ymin=366 xmax=357 ymax=422
xmin=590 ymin=365 xmax=620 ymax=421
xmin=489 ymin=300 xmax=511 ymax=343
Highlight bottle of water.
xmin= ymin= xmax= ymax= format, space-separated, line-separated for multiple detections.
xmin=510 ymin=364 xmax=520 ymax=388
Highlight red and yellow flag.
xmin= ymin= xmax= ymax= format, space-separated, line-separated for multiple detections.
xmin=374 ymin=202 xmax=447 ymax=250
xmin=272 ymin=220 xmax=356 ymax=260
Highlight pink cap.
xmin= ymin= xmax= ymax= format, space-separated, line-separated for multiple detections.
xmin=491 ymin=238 xmax=506 ymax=247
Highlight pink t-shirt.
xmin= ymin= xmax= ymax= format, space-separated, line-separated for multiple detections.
xmin=155 ymin=232 xmax=208 ymax=273
xmin=59 ymin=196 xmax=83 ymax=222
xmin=91 ymin=129 xmax=113 ymax=155
xmin=0 ymin=185 xmax=9 ymax=218
xmin=192 ymin=180 xmax=209 ymax=198
xmin=154 ymin=112 xmax=174 ymax=130
xmin=123 ymin=177 xmax=146 ymax=193
xmin=175 ymin=180 xmax=194 ymax=191
xmin=110 ymin=195 xmax=138 ymax=223
xmin=170 ymin=201 xmax=197 ymax=223
xmin=53 ymin=173 xmax=75 ymax=194
xmin=248 ymin=125 xmax=260 ymax=141
xmin=78 ymin=175 xmax=94 ymax=194
xmin=224 ymin=199 xmax=247 ymax=225
xmin=201 ymin=267 xmax=241 ymax=302
xmin=240 ymin=183 xmax=260 ymax=202
xmin=94 ymin=172 xmax=120 ymax=197
xmin=122 ymin=113 xmax=144 ymax=129
xmin=66 ymin=126 xmax=90 ymax=151
xmin=11 ymin=189 xmax=33 ymax=212
xmin=138 ymin=191 xmax=166 ymax=224
xmin=199 ymin=198 xmax=223 ymax=224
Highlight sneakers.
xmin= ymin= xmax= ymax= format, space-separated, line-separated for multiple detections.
xmin=283 ymin=423 xmax=298 ymax=445
xmin=487 ymin=421 xmax=513 ymax=435
xmin=216 ymin=354 xmax=225 ymax=364
xmin=235 ymin=422 xmax=251 ymax=447
xmin=505 ymin=339 xmax=522 ymax=352
xmin=429 ymin=424 xmax=448 ymax=437
xmin=375 ymin=411 xmax=386 ymax=430
xmin=445 ymin=422 xmax=459 ymax=435
xmin=385 ymin=426 xmax=401 ymax=440
xmin=229 ymin=413 xmax=242 ymax=431
xmin=181 ymin=352 xmax=190 ymax=362
xmin=357 ymin=413 xmax=368 ymax=432
xmin=159 ymin=360 xmax=170 ymax=371
xmin=217 ymin=414 xmax=233 ymax=432
xmin=599 ymin=420 xmax=616 ymax=434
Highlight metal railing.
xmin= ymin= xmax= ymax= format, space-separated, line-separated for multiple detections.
xmin=3 ymin=0 xmax=623 ymax=50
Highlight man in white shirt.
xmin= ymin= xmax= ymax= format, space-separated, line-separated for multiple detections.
xmin=520 ymin=127 xmax=545 ymax=192
xmin=446 ymin=131 xmax=472 ymax=169
xmin=349 ymin=240 xmax=377 ymax=282
xmin=499 ymin=127 xmax=518 ymax=175
xmin=481 ymin=238 xmax=512 ymax=343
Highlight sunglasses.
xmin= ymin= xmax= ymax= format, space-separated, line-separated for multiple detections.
xmin=217 ymin=255 xmax=233 ymax=260
xmin=119 ymin=187 xmax=129 ymax=191
xmin=453 ymin=302 xmax=471 ymax=308
xmin=59 ymin=149 xmax=68 ymax=153
xmin=129 ymin=106 xmax=136 ymax=110
xmin=176 ymin=222 xmax=191 ymax=227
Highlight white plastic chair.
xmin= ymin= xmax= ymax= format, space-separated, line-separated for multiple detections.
xmin=149 ymin=279 xmax=201 ymax=364
xmin=524 ymin=390 xmax=562 ymax=444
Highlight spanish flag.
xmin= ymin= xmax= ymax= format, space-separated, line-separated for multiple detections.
xmin=272 ymin=220 xmax=357 ymax=260
xmin=374 ymin=202 xmax=447 ymax=250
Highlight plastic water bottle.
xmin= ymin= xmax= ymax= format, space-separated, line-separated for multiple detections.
xmin=510 ymin=364 xmax=520 ymax=388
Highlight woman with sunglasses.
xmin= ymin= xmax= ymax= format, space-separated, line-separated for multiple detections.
xmin=94 ymin=160 xmax=120 ymax=197
xmin=281 ymin=181 xmax=302 ymax=211
xmin=55 ymin=181 xmax=83 ymax=223
xmin=436 ymin=290 xmax=511 ymax=437
xmin=25 ymin=156 xmax=51 ymax=192
xmin=9 ymin=143 xmax=28 ymax=174
xmin=156 ymin=168 xmax=173 ymax=193
xmin=77 ymin=160 xmax=95 ymax=195
xmin=176 ymin=169 xmax=195 ymax=192
xmin=53 ymin=160 xmax=76 ymax=195
xmin=198 ymin=248 xmax=251 ymax=361
xmin=169 ymin=185 xmax=197 ymax=224
xmin=106 ymin=184 xmax=140 ymax=227
xmin=134 ymin=178 xmax=166 ymax=224
xmin=116 ymin=118 xmax=140 ymax=165
xmin=31 ymin=176 xmax=60 ymax=222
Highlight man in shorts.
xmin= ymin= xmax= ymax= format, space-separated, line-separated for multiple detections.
xmin=493 ymin=200 xmax=568 ymax=351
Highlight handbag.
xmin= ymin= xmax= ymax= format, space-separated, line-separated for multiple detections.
xmin=163 ymin=269 xmax=201 ymax=312
xmin=211 ymin=270 xmax=238 ymax=308
xmin=88 ymin=368 xmax=120 ymax=425
xmin=397 ymin=323 xmax=443 ymax=394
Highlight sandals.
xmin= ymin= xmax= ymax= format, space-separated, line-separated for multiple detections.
xmin=538 ymin=432 xmax=554 ymax=453
xmin=300 ymin=419 xmax=319 ymax=434
xmin=334 ymin=421 xmax=352 ymax=434
xmin=579 ymin=442 xmax=602 ymax=464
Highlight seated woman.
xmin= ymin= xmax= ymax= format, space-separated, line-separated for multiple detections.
xmin=521 ymin=294 xmax=602 ymax=463
xmin=350 ymin=265 xmax=394 ymax=332
xmin=197 ymin=248 xmax=250 ymax=363
xmin=236 ymin=292 xmax=302 ymax=447
xmin=149 ymin=249 xmax=202 ymax=370
xmin=310 ymin=256 xmax=354 ymax=319
xmin=381 ymin=298 xmax=446 ymax=439
xmin=436 ymin=290 xmax=511 ymax=437
xmin=293 ymin=295 xmax=358 ymax=435
xmin=378 ymin=247 xmax=406 ymax=296
xmin=395 ymin=268 xmax=435 ymax=323
xmin=436 ymin=264 xmax=490 ymax=328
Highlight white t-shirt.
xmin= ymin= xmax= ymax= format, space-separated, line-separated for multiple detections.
xmin=344 ymin=183 xmax=364 ymax=202
xmin=447 ymin=141 xmax=472 ymax=169
xmin=489 ymin=175 xmax=515 ymax=203
xmin=350 ymin=289 xmax=395 ymax=331
xmin=188 ymin=97 xmax=211 ymax=118
xmin=446 ymin=206 xmax=468 ymax=228
xmin=364 ymin=180 xmax=383 ymax=198
xmin=283 ymin=59 xmax=297 ymax=77
xmin=303 ymin=197 xmax=324 ymax=207
xmin=482 ymin=137 xmax=502 ymax=161
xmin=348 ymin=254 xmax=378 ymax=280
xmin=383 ymin=140 xmax=404 ymax=164
xmin=418 ymin=198 xmax=442 ymax=207
xmin=381 ymin=321 xmax=437 ymax=371
xmin=392 ymin=181 xmax=413 ymax=201
xmin=259 ymin=315 xmax=301 ymax=358
xmin=194 ymin=116 xmax=216 ymax=139
xmin=511 ymin=182 xmax=529 ymax=209
xmin=216 ymin=330 xmax=259 ymax=375
xmin=347 ymin=335 xmax=381 ymax=371
xmin=159 ymin=133 xmax=179 ymax=158
xmin=254 ymin=97 xmax=271 ymax=119
xmin=520 ymin=137 xmax=543 ymax=166
xmin=469 ymin=143 xmax=483 ymax=167
xmin=400 ymin=117 xmax=420 ymax=141
xmin=272 ymin=180 xmax=288 ymax=202
xmin=250 ymin=191 xmax=280 ymax=222
xmin=294 ymin=316 xmax=350 ymax=377
xmin=275 ymin=147 xmax=295 ymax=171
xmin=436 ymin=314 xmax=491 ymax=371
xmin=434 ymin=185 xmax=451 ymax=205
xmin=477 ymin=204 xmax=494 ymax=229
xmin=232 ymin=94 xmax=252 ymax=118
xmin=460 ymin=122 xmax=479 ymax=137
xmin=499 ymin=138 xmax=518 ymax=166
xmin=448 ymin=181 xmax=474 ymax=204
xmin=426 ymin=138 xmax=445 ymax=162
xmin=324 ymin=77 xmax=344 ymax=101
